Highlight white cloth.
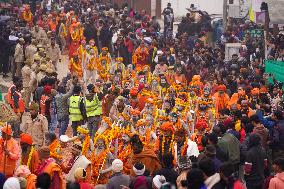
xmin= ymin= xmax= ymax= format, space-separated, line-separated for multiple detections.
xmin=3 ymin=177 xmax=21 ymax=189
xmin=205 ymin=173 xmax=221 ymax=189
xmin=174 ymin=139 xmax=200 ymax=160
xmin=66 ymin=155 xmax=91 ymax=182
xmin=153 ymin=175 xmax=166 ymax=189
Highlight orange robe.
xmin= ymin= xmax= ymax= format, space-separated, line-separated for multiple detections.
xmin=21 ymin=150 xmax=40 ymax=174
xmin=26 ymin=174 xmax=37 ymax=189
xmin=69 ymin=58 xmax=83 ymax=78
xmin=174 ymin=74 xmax=187 ymax=86
xmin=128 ymin=147 xmax=161 ymax=176
xmin=49 ymin=21 xmax=57 ymax=32
xmin=69 ymin=25 xmax=81 ymax=57
xmin=37 ymin=159 xmax=65 ymax=189
xmin=0 ymin=137 xmax=20 ymax=177
xmin=213 ymin=92 xmax=230 ymax=115
xmin=133 ymin=46 xmax=149 ymax=68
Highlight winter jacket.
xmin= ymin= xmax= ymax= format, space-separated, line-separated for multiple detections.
xmin=217 ymin=133 xmax=240 ymax=165
xmin=269 ymin=172 xmax=284 ymax=189
xmin=271 ymin=120 xmax=284 ymax=151
xmin=253 ymin=124 xmax=269 ymax=149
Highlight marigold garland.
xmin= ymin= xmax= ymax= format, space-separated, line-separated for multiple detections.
xmin=161 ymin=134 xmax=174 ymax=155
xmin=180 ymin=137 xmax=188 ymax=156
xmin=82 ymin=135 xmax=90 ymax=156
xmin=20 ymin=146 xmax=35 ymax=168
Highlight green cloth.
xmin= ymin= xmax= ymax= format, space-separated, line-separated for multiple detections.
xmin=0 ymin=91 xmax=2 ymax=101
xmin=265 ymin=60 xmax=284 ymax=83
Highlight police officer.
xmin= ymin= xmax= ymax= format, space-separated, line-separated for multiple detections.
xmin=69 ymin=85 xmax=86 ymax=136
xmin=85 ymin=84 xmax=102 ymax=138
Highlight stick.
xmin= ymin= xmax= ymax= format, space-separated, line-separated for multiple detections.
xmin=3 ymin=122 xmax=8 ymax=175
xmin=95 ymin=141 xmax=112 ymax=185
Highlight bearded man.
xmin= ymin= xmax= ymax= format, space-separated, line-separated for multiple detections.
xmin=20 ymin=133 xmax=40 ymax=174
xmin=128 ymin=134 xmax=160 ymax=176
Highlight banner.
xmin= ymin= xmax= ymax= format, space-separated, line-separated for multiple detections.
xmin=265 ymin=60 xmax=284 ymax=83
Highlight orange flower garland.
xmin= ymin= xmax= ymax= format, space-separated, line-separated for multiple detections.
xmin=161 ymin=134 xmax=174 ymax=155
xmin=180 ymin=137 xmax=188 ymax=156
xmin=49 ymin=139 xmax=62 ymax=160
xmin=22 ymin=11 xmax=32 ymax=22
xmin=82 ymin=135 xmax=90 ymax=156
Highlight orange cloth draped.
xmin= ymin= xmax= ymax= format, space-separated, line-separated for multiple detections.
xmin=43 ymin=161 xmax=65 ymax=189
xmin=133 ymin=46 xmax=149 ymax=68
xmin=49 ymin=21 xmax=57 ymax=32
xmin=69 ymin=58 xmax=83 ymax=78
xmin=22 ymin=11 xmax=33 ymax=23
xmin=0 ymin=137 xmax=20 ymax=177
xmin=128 ymin=147 xmax=161 ymax=176
xmin=174 ymin=74 xmax=187 ymax=86
xmin=69 ymin=41 xmax=80 ymax=58
xmin=69 ymin=24 xmax=82 ymax=57
xmin=26 ymin=174 xmax=37 ymax=189
xmin=91 ymin=150 xmax=110 ymax=185
xmin=228 ymin=93 xmax=248 ymax=107
xmin=213 ymin=92 xmax=230 ymax=115
xmin=21 ymin=150 xmax=40 ymax=174
xmin=137 ymin=91 xmax=152 ymax=111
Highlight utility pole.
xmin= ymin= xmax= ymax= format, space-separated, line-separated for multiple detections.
xmin=223 ymin=0 xmax=228 ymax=29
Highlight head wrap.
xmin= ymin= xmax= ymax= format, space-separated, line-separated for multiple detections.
xmin=116 ymin=57 xmax=123 ymax=62
xmin=136 ymin=119 xmax=146 ymax=127
xmin=160 ymin=122 xmax=175 ymax=133
xmin=217 ymin=84 xmax=226 ymax=91
xmin=1 ymin=125 xmax=12 ymax=136
xmin=251 ymin=88 xmax=260 ymax=95
xmin=133 ymin=162 xmax=145 ymax=176
xmin=14 ymin=165 xmax=31 ymax=178
xmin=152 ymin=175 xmax=166 ymax=189
xmin=74 ymin=168 xmax=86 ymax=181
xmin=130 ymin=88 xmax=138 ymax=96
xmin=195 ymin=120 xmax=207 ymax=130
xmin=260 ymin=86 xmax=268 ymax=93
xmin=20 ymin=133 xmax=33 ymax=145
xmin=111 ymin=159 xmax=123 ymax=172
xmin=102 ymin=47 xmax=108 ymax=51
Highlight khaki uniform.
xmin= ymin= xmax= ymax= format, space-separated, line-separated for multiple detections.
xmin=37 ymin=71 xmax=47 ymax=82
xmin=21 ymin=65 xmax=32 ymax=107
xmin=14 ymin=43 xmax=24 ymax=77
xmin=20 ymin=112 xmax=48 ymax=149
xmin=46 ymin=44 xmax=61 ymax=69
xmin=31 ymin=28 xmax=47 ymax=45
xmin=29 ymin=70 xmax=38 ymax=93
xmin=43 ymin=37 xmax=52 ymax=49
xmin=25 ymin=44 xmax=38 ymax=60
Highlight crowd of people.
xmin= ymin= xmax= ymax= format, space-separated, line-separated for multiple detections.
xmin=0 ymin=0 xmax=284 ymax=189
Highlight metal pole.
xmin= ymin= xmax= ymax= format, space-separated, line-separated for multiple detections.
xmin=223 ymin=0 xmax=228 ymax=29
